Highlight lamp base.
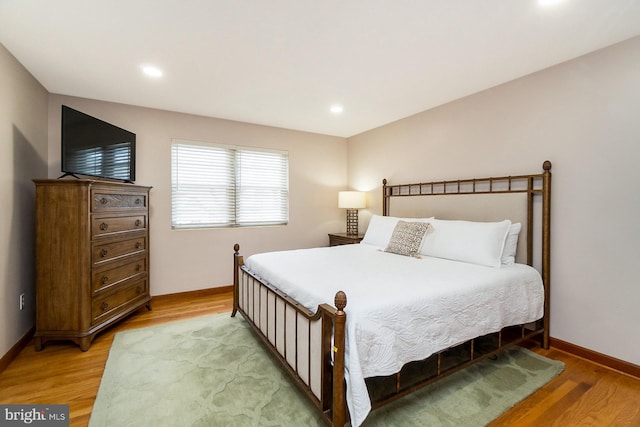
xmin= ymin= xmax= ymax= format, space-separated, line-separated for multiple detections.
xmin=346 ymin=209 xmax=359 ymax=236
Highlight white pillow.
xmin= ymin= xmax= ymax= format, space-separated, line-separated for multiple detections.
xmin=361 ymin=215 xmax=433 ymax=248
xmin=420 ymin=219 xmax=511 ymax=268
xmin=361 ymin=215 xmax=400 ymax=247
xmin=501 ymin=223 xmax=521 ymax=265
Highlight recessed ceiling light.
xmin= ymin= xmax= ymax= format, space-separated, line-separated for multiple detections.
xmin=141 ymin=65 xmax=163 ymax=78
xmin=330 ymin=104 xmax=344 ymax=114
xmin=538 ymin=0 xmax=565 ymax=7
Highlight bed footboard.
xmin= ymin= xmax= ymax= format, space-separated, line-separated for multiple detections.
xmin=232 ymin=244 xmax=347 ymax=426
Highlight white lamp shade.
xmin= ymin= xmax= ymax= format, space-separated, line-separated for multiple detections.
xmin=338 ymin=191 xmax=366 ymax=209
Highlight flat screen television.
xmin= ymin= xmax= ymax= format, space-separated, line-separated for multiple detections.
xmin=61 ymin=105 xmax=136 ymax=182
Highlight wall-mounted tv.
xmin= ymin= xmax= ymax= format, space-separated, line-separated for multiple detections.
xmin=61 ymin=105 xmax=136 ymax=182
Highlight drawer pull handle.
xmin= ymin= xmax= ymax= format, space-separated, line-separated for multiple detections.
xmin=101 ymin=301 xmax=109 ymax=311
xmin=100 ymin=197 xmax=108 ymax=205
xmin=135 ymin=241 xmax=142 ymax=249
xmin=136 ymin=286 xmax=142 ymax=294
xmin=136 ymin=264 xmax=142 ymax=271
xmin=100 ymin=249 xmax=108 ymax=258
xmin=135 ymin=219 xmax=142 ymax=227
xmin=100 ymin=222 xmax=109 ymax=231
xmin=135 ymin=198 xmax=142 ymax=205
xmin=101 ymin=275 xmax=109 ymax=284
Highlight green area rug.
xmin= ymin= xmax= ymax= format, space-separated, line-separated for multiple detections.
xmin=89 ymin=314 xmax=563 ymax=427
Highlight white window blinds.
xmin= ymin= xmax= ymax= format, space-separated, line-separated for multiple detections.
xmin=171 ymin=140 xmax=289 ymax=228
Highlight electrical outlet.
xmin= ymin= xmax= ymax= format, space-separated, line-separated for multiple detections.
xmin=19 ymin=293 xmax=25 ymax=310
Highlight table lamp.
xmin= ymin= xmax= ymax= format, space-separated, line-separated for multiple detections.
xmin=338 ymin=191 xmax=366 ymax=236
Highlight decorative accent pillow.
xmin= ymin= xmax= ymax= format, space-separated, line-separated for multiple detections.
xmin=385 ymin=221 xmax=431 ymax=257
xmin=362 ymin=215 xmax=434 ymax=248
xmin=501 ymin=222 xmax=522 ymax=265
xmin=420 ymin=219 xmax=511 ymax=267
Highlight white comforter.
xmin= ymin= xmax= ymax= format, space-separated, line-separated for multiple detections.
xmin=244 ymin=243 xmax=544 ymax=427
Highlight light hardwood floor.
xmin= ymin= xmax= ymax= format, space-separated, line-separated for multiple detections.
xmin=1 ymin=288 xmax=638 ymax=426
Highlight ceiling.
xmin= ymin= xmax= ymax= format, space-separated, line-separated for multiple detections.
xmin=2 ymin=1 xmax=640 ymax=138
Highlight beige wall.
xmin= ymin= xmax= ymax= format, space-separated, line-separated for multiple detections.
xmin=0 ymin=44 xmax=49 ymax=358
xmin=47 ymin=95 xmax=348 ymax=296
xmin=348 ymin=36 xmax=640 ymax=365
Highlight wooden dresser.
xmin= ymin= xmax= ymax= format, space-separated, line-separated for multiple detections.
xmin=33 ymin=179 xmax=152 ymax=351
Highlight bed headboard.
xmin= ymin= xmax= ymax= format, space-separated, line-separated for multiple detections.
xmin=382 ymin=161 xmax=551 ymax=271
xmin=382 ymin=161 xmax=552 ymax=348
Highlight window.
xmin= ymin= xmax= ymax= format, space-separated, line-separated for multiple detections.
xmin=171 ymin=139 xmax=289 ymax=229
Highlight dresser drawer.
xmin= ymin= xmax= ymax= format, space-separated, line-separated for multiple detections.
xmin=93 ymin=236 xmax=146 ymax=265
xmin=92 ymin=279 xmax=148 ymax=325
xmin=92 ymin=191 xmax=147 ymax=211
xmin=91 ymin=214 xmax=146 ymax=238
xmin=92 ymin=257 xmax=147 ymax=294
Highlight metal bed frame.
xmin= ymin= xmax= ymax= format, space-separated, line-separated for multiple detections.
xmin=232 ymin=161 xmax=552 ymax=426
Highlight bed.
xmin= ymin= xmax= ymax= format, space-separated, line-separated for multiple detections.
xmin=231 ymin=161 xmax=552 ymax=426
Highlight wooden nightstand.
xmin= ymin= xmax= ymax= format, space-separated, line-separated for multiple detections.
xmin=328 ymin=233 xmax=364 ymax=246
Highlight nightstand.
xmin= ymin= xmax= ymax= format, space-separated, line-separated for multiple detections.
xmin=328 ymin=233 xmax=364 ymax=246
